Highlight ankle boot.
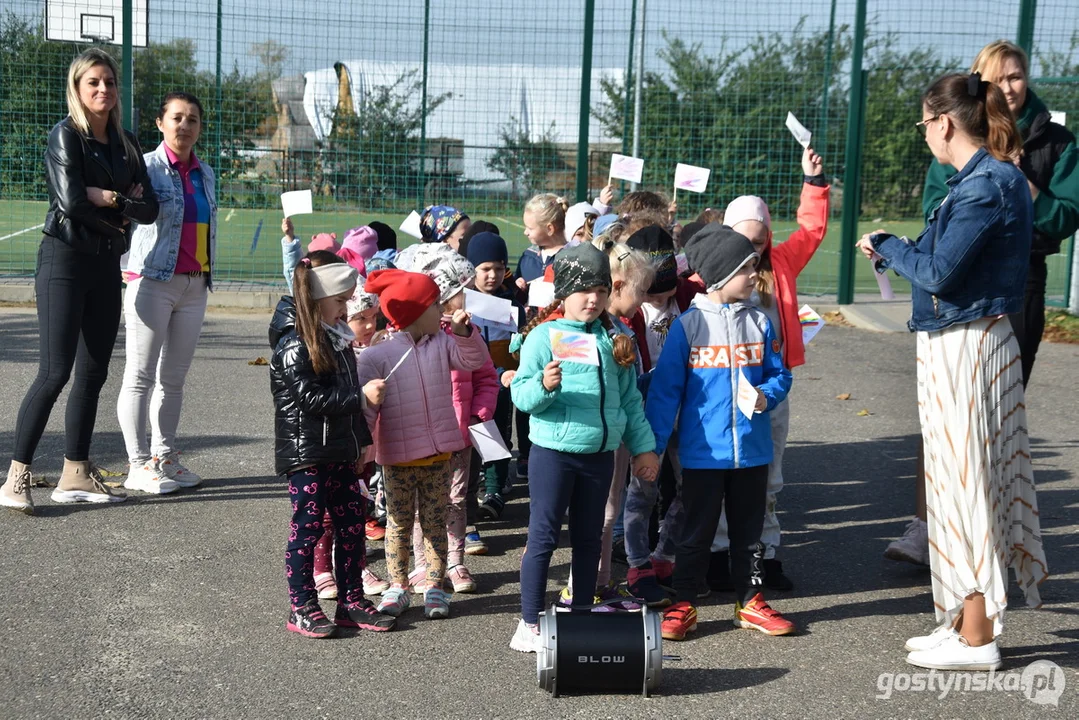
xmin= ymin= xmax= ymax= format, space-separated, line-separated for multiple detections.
xmin=1 ymin=460 xmax=34 ymax=515
xmin=52 ymin=459 xmax=126 ymax=504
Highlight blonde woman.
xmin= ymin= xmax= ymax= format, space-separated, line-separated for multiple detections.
xmin=1 ymin=49 xmax=157 ymax=513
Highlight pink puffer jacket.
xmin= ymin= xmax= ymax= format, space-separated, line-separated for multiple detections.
xmin=356 ymin=326 xmax=489 ymax=466
xmin=445 ymin=324 xmax=499 ymax=444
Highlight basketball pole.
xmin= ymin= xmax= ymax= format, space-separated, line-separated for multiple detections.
xmin=121 ymin=0 xmax=133 ymax=129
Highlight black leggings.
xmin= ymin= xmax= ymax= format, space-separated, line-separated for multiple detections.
xmin=1008 ymin=255 xmax=1047 ymax=388
xmin=13 ymin=237 xmax=122 ymax=464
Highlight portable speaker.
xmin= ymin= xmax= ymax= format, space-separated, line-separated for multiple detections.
xmin=536 ymin=605 xmax=663 ymax=697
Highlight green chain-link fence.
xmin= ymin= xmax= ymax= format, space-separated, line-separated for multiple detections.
xmin=2 ymin=0 xmax=1077 ymax=299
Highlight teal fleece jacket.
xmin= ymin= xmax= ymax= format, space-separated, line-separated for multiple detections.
xmin=511 ymin=317 xmax=656 ymax=456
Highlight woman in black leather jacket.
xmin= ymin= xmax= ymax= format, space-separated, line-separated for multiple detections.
xmin=1 ymin=49 xmax=158 ymax=514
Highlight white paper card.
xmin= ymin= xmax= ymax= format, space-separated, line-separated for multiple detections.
xmin=870 ymin=252 xmax=896 ymax=300
xmin=609 ymin=153 xmax=645 ymax=184
xmin=464 ymin=288 xmax=516 ymax=326
xmin=281 ymin=190 xmax=313 ymax=218
xmin=549 ymin=328 xmax=600 ymax=366
xmin=798 ymin=304 xmax=825 ymax=345
xmin=736 ymin=370 xmax=759 ymax=420
xmin=469 ymin=420 xmax=512 ymax=463
xmin=785 ymin=112 xmax=812 ymax=148
xmin=1050 ymin=110 xmax=1067 ymax=126
xmin=527 ymin=280 xmax=556 ymax=307
xmin=399 ymin=210 xmax=423 ymax=239
xmin=674 ymin=163 xmax=711 ymax=193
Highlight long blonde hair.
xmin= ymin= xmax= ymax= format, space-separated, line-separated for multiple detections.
xmin=66 ymin=49 xmax=139 ymax=164
xmin=594 ymin=240 xmax=654 ymax=296
xmin=971 ymin=40 xmax=1029 ymax=83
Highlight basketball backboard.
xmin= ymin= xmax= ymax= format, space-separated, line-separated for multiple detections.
xmin=45 ymin=0 xmax=148 ymax=47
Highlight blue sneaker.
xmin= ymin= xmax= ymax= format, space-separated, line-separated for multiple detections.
xmin=424 ymin=587 xmax=451 ymax=619
xmin=464 ymin=527 xmax=488 ymax=556
xmin=375 ymin=586 xmax=411 ymax=617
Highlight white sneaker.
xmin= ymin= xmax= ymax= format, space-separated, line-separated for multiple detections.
xmin=362 ymin=568 xmax=390 ymax=595
xmin=884 ymin=518 xmax=929 ymax=566
xmin=156 ymin=455 xmax=202 ymax=488
xmin=906 ymin=634 xmax=1002 ymax=671
xmin=905 ymin=624 xmax=958 ymax=652
xmin=510 ymin=618 xmax=541 ymax=653
xmin=124 ymin=462 xmax=180 ymax=495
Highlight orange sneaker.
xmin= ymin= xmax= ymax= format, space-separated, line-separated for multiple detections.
xmin=734 ymin=592 xmax=796 ymax=636
xmin=661 ymin=602 xmax=698 ymax=641
xmin=365 ymin=520 xmax=386 ymax=541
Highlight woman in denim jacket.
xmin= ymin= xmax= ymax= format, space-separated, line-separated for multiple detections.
xmin=117 ymin=92 xmax=217 ymax=495
xmin=857 ymin=74 xmax=1048 ymax=672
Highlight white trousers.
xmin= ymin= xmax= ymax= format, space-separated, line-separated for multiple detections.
xmin=117 ymin=274 xmax=208 ymax=464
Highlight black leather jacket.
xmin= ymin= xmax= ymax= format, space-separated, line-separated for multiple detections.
xmin=269 ymin=296 xmax=373 ymax=476
xmin=42 ymin=117 xmax=158 ymax=257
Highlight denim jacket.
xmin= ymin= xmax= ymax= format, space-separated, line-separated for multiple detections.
xmin=128 ymin=142 xmax=218 ymax=287
xmin=871 ymin=148 xmax=1031 ymax=332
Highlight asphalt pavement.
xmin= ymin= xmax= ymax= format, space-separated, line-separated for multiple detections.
xmin=0 ymin=306 xmax=1076 ymax=719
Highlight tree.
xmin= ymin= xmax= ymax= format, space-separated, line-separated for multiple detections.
xmin=487 ymin=117 xmax=570 ymax=198
xmin=323 ymin=70 xmax=450 ymax=205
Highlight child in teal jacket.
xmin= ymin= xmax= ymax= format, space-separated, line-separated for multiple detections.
xmin=507 ymin=242 xmax=659 ymax=653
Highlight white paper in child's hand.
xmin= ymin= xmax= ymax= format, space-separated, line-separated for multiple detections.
xmin=736 ymin=370 xmax=759 ymax=420
xmin=469 ymin=420 xmax=512 ymax=463
xmin=280 ymin=190 xmax=313 ymax=218
xmin=464 ymin=288 xmax=516 ymax=326
xmin=550 ymin=328 xmax=600 ymax=366
xmin=798 ymin=304 xmax=825 ymax=345
xmin=527 ymin=280 xmax=556 ymax=307
xmin=399 ymin=210 xmax=423 ymax=239
xmin=673 ymin=163 xmax=711 ymax=193
xmin=609 ymin=153 xmax=645 ymax=184
xmin=785 ymin=112 xmax=811 ymax=149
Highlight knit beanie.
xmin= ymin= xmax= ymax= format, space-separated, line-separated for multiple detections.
xmin=346 ymin=275 xmax=379 ymax=318
xmin=465 ymin=231 xmax=508 ymax=268
xmin=459 ymin=220 xmax=501 ymax=259
xmin=626 ymin=224 xmax=677 ymax=294
xmin=593 ymin=213 xmax=619 ymax=237
xmin=552 ymin=241 xmax=612 ymax=300
xmin=365 ymin=255 xmax=396 ymax=274
xmin=395 ymin=241 xmax=476 ymax=304
xmin=683 ymin=223 xmax=758 ymax=291
xmin=564 ymin=202 xmax=599 ymax=242
xmin=368 ymin=221 xmax=398 ymax=252
xmin=420 ymin=205 xmax=468 ymax=243
xmin=723 ymin=195 xmax=772 ymax=231
xmin=308 ymin=263 xmax=358 ymax=300
xmin=308 ymin=232 xmax=340 ymax=254
xmin=364 ymin=269 xmax=440 ymax=329
xmin=342 ymin=226 xmax=379 ymax=261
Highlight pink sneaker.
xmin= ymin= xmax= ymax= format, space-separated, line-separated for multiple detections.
xmin=447 ymin=564 xmax=476 ymax=593
xmin=409 ymin=565 xmax=433 ymax=593
xmin=314 ymin=572 xmax=337 ymax=600
xmin=362 ymin=568 xmax=390 ymax=595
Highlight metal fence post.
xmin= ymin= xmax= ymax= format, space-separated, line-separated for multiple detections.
xmin=215 ymin=0 xmax=223 ymax=164
xmin=1068 ymin=235 xmax=1079 ymax=314
xmin=837 ymin=0 xmax=868 ymax=305
xmin=418 ymin=0 xmax=431 ymax=211
xmin=1017 ymin=0 xmax=1037 ymax=56
xmin=819 ymin=0 xmax=838 ymax=169
xmin=620 ymin=0 xmax=638 ymax=158
xmin=575 ymin=0 xmax=596 ymax=202
xmin=121 ymin=0 xmax=133 ymax=130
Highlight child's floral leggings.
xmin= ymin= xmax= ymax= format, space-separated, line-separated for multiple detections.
xmin=412 ymin=450 xmax=470 ymax=569
xmin=384 ymin=460 xmax=451 ymax=587
xmin=285 ymin=463 xmax=367 ymax=608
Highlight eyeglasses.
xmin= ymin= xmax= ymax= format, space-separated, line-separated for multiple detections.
xmin=915 ymin=115 xmax=941 ymax=137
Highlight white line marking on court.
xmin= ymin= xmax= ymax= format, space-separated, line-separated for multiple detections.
xmin=0 ymin=224 xmax=45 ymax=242
xmin=494 ymin=216 xmax=525 ymax=230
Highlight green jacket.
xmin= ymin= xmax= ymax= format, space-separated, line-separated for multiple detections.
xmin=510 ymin=317 xmax=656 ymax=456
xmin=922 ymin=89 xmax=1079 ymax=255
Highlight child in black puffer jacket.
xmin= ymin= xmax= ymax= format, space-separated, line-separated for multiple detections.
xmin=268 ymin=250 xmax=393 ymax=638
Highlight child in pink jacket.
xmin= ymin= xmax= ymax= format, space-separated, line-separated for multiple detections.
xmin=356 ymin=269 xmax=488 ymax=621
xmin=395 ymin=242 xmax=498 ymax=594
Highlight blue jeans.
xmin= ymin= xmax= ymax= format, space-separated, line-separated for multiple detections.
xmin=624 ymin=434 xmax=684 ymax=567
xmin=519 ymin=445 xmax=614 ymax=624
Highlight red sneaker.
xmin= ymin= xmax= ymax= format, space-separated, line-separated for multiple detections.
xmin=365 ymin=520 xmax=386 ymax=541
xmin=661 ymin=602 xmax=698 ymax=641
xmin=734 ymin=593 xmax=796 ymax=636
xmin=651 ymin=557 xmax=675 ymax=589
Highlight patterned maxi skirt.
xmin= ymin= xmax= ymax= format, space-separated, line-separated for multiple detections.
xmin=917 ymin=315 xmax=1049 ymax=636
